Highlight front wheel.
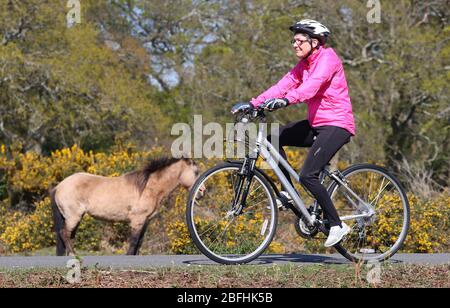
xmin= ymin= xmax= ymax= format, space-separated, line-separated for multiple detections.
xmin=328 ymin=164 xmax=410 ymax=263
xmin=187 ymin=162 xmax=278 ymax=265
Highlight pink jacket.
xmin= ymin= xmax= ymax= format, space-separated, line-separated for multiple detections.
xmin=251 ymin=46 xmax=355 ymax=135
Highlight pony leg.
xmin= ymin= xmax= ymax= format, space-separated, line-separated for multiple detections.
xmin=61 ymin=217 xmax=81 ymax=256
xmin=136 ymin=220 xmax=150 ymax=254
xmin=126 ymin=230 xmax=141 ymax=255
xmin=127 ymin=219 xmax=148 ymax=255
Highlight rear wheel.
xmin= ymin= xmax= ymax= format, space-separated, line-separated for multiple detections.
xmin=328 ymin=164 xmax=410 ymax=263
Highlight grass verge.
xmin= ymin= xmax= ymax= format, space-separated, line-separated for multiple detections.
xmin=0 ymin=263 xmax=448 ymax=288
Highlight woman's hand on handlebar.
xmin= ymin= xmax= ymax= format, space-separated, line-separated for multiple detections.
xmin=230 ymin=102 xmax=254 ymax=115
xmin=260 ymin=98 xmax=289 ymax=111
xmin=230 ymin=102 xmax=265 ymax=120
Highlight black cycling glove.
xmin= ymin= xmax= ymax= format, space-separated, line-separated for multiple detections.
xmin=262 ymin=98 xmax=289 ymax=111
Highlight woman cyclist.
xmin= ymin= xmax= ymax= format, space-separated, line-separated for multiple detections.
xmin=250 ymin=19 xmax=356 ymax=247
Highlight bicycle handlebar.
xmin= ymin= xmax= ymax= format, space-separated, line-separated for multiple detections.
xmin=230 ymin=102 xmax=266 ymax=123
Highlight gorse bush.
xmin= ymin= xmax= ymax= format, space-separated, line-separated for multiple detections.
xmin=0 ymin=143 xmax=448 ymax=255
xmin=404 ymin=194 xmax=450 ymax=253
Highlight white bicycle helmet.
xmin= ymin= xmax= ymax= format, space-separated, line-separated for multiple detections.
xmin=289 ymin=19 xmax=330 ymax=45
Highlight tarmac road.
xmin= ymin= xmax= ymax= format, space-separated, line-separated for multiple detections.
xmin=0 ymin=253 xmax=448 ymax=269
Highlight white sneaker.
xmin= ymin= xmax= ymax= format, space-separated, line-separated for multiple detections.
xmin=324 ymin=223 xmax=351 ymax=247
xmin=275 ymin=191 xmax=293 ymax=209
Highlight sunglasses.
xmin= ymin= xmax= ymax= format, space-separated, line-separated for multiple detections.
xmin=291 ymin=39 xmax=310 ymax=46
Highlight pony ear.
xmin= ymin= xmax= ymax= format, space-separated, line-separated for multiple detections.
xmin=172 ymin=152 xmax=189 ymax=159
xmin=179 ymin=152 xmax=192 ymax=160
xmin=183 ymin=157 xmax=195 ymax=165
xmin=172 ymin=152 xmax=195 ymax=165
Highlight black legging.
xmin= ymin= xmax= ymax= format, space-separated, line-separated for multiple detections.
xmin=268 ymin=120 xmax=352 ymax=227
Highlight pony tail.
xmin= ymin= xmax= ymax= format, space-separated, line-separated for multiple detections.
xmin=50 ymin=188 xmax=66 ymax=256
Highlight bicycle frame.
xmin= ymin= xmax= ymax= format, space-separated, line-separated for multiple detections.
xmin=246 ymin=122 xmax=375 ymax=227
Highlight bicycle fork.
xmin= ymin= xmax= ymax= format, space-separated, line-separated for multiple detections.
xmin=231 ymin=156 xmax=257 ymax=215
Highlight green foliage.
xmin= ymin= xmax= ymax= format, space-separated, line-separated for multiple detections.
xmin=2 ymin=1 xmax=446 ymax=188
xmin=0 ymin=1 xmax=169 ymax=154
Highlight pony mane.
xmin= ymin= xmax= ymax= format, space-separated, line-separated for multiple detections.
xmin=126 ymin=157 xmax=192 ymax=195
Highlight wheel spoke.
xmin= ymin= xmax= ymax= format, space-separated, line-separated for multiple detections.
xmin=370 ymin=178 xmax=388 ymax=206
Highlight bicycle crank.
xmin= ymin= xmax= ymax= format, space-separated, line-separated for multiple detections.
xmin=294 ymin=216 xmax=319 ymax=239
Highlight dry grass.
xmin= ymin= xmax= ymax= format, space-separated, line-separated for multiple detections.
xmin=0 ymin=264 xmax=448 ymax=288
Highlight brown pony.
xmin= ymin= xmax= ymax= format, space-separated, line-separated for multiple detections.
xmin=51 ymin=157 xmax=201 ymax=256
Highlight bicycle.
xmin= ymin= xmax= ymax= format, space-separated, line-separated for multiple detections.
xmin=186 ymin=103 xmax=410 ymax=265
